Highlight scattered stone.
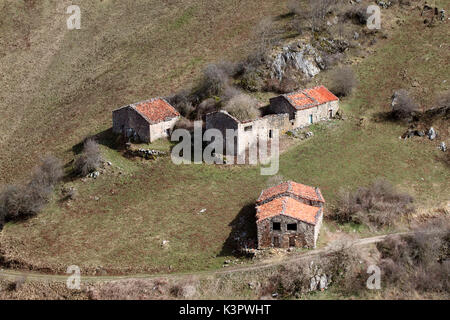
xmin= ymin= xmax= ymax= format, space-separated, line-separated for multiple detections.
xmin=271 ymin=293 xmax=278 ymax=298
xmin=198 ymin=208 xmax=207 ymax=214
xmin=427 ymin=127 xmax=437 ymax=140
xmin=94 ymin=196 xmax=100 ymax=201
xmin=88 ymin=171 xmax=100 ymax=179
xmin=353 ymin=32 xmax=359 ymax=40
xmin=439 ymin=142 xmax=447 ymax=152
xmin=107 ymin=161 xmax=112 ymax=166
xmin=161 ymin=240 xmax=170 ymax=249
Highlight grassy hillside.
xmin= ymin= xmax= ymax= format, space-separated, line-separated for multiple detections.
xmin=0 ymin=1 xmax=449 ymax=275
xmin=0 ymin=0 xmax=285 ymax=184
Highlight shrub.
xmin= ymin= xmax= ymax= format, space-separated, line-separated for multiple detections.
xmin=193 ymin=62 xmax=236 ymax=103
xmin=173 ymin=117 xmax=194 ymax=132
xmin=391 ymin=89 xmax=419 ymax=119
xmin=333 ymin=179 xmax=415 ymax=230
xmin=264 ymin=71 xmax=299 ymax=94
xmin=0 ymin=156 xmax=63 ymax=225
xmin=377 ymin=219 xmax=450 ymax=293
xmin=329 ymin=66 xmax=357 ymax=97
xmin=223 ymin=93 xmax=261 ymax=122
xmin=74 ymin=139 xmax=102 ymax=176
xmin=166 ymin=90 xmax=194 ymax=117
xmin=436 ymin=90 xmax=450 ymax=108
xmin=344 ymin=5 xmax=369 ymax=25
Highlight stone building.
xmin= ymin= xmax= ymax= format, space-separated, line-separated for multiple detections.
xmin=256 ymin=181 xmax=325 ymax=249
xmin=112 ymin=98 xmax=180 ymax=143
xmin=269 ymin=86 xmax=339 ymax=129
xmin=205 ymin=110 xmax=291 ymax=156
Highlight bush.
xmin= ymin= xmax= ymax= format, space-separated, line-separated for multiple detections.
xmin=193 ymin=62 xmax=236 ymax=103
xmin=173 ymin=117 xmax=194 ymax=132
xmin=0 ymin=156 xmax=63 ymax=225
xmin=223 ymin=93 xmax=261 ymax=122
xmin=333 ymin=179 xmax=415 ymax=230
xmin=344 ymin=5 xmax=369 ymax=25
xmin=74 ymin=139 xmax=102 ymax=176
xmin=264 ymin=72 xmax=299 ymax=94
xmin=377 ymin=219 xmax=450 ymax=293
xmin=391 ymin=89 xmax=419 ymax=119
xmin=436 ymin=90 xmax=450 ymax=108
xmin=166 ymin=90 xmax=194 ymax=117
xmin=329 ymin=66 xmax=357 ymax=97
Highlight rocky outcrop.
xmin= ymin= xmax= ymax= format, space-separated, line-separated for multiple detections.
xmin=270 ymin=41 xmax=325 ymax=80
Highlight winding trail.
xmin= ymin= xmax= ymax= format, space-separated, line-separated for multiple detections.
xmin=0 ymin=233 xmax=406 ymax=283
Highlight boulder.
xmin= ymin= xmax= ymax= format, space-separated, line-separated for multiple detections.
xmin=271 ymin=41 xmax=324 ymax=80
xmin=427 ymin=127 xmax=437 ymax=140
xmin=439 ymin=142 xmax=447 ymax=152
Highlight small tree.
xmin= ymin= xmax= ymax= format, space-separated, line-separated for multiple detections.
xmin=74 ymin=139 xmax=102 ymax=176
xmin=391 ymin=89 xmax=419 ymax=119
xmin=329 ymin=66 xmax=357 ymax=97
xmin=224 ymin=93 xmax=261 ymax=122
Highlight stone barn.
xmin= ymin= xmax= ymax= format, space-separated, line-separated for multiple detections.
xmin=112 ymin=98 xmax=180 ymax=143
xmin=269 ymin=86 xmax=339 ymax=129
xmin=205 ymin=110 xmax=291 ymax=156
xmin=256 ymin=181 xmax=325 ymax=249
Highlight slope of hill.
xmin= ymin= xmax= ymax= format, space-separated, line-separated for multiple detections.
xmin=0 ymin=1 xmax=449 ymax=277
xmin=0 ymin=0 xmax=285 ymax=184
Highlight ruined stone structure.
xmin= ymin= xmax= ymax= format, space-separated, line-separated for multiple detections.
xmin=205 ymin=86 xmax=339 ymax=156
xmin=112 ymin=98 xmax=180 ymax=143
xmin=205 ymin=110 xmax=291 ymax=156
xmin=269 ymin=86 xmax=339 ymax=129
xmin=256 ymin=181 xmax=325 ymax=249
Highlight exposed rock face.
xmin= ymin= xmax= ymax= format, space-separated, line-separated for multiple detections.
xmin=270 ymin=41 xmax=324 ymax=80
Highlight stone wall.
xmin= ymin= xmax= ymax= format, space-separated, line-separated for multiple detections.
xmin=112 ymin=106 xmax=151 ymax=142
xmin=294 ymin=100 xmax=339 ymax=128
xmin=149 ymin=116 xmax=179 ymax=142
xmin=206 ymin=111 xmax=291 ymax=156
xmin=257 ymin=213 xmax=321 ymax=249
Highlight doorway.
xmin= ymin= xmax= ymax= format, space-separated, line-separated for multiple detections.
xmin=273 ymin=236 xmax=280 ymax=248
xmin=289 ymin=236 xmax=296 ymax=247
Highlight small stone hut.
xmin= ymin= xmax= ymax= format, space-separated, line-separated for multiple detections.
xmin=256 ymin=181 xmax=325 ymax=249
xmin=112 ymin=98 xmax=180 ymax=143
xmin=269 ymin=86 xmax=339 ymax=128
xmin=205 ymin=110 xmax=291 ymax=156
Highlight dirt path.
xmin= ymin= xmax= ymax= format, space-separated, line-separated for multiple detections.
xmin=0 ymin=233 xmax=406 ymax=284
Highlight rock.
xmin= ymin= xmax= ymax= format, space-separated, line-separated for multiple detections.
xmin=439 ymin=142 xmax=447 ymax=152
xmin=427 ymin=127 xmax=437 ymax=140
xmin=416 ymin=130 xmax=425 ymax=137
xmin=353 ymin=32 xmax=359 ymax=40
xmin=161 ymin=240 xmax=170 ymax=248
xmin=271 ymin=41 xmax=324 ymax=80
xmin=271 ymin=293 xmax=278 ymax=298
xmin=198 ymin=208 xmax=207 ymax=214
xmin=94 ymin=196 xmax=100 ymax=201
xmin=107 ymin=161 xmax=112 ymax=166
xmin=180 ymin=285 xmax=196 ymax=298
xmin=224 ymin=260 xmax=231 ymax=265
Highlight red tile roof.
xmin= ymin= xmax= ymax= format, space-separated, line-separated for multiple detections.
xmin=257 ymin=181 xmax=325 ymax=204
xmin=256 ymin=196 xmax=321 ymax=225
xmin=284 ymin=86 xmax=338 ymax=110
xmin=133 ymin=98 xmax=180 ymax=124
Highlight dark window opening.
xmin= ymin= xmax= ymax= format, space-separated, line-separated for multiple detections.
xmin=272 ymin=222 xmax=281 ymax=231
xmin=244 ymin=125 xmax=253 ymax=132
xmin=166 ymin=128 xmax=171 ymax=136
xmin=287 ymin=223 xmax=297 ymax=231
xmin=329 ymin=110 xmax=333 ymax=118
xmin=269 ymin=129 xmax=273 ymax=139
